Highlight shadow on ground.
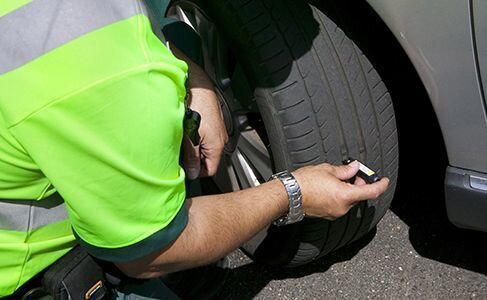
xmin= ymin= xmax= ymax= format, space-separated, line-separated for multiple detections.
xmin=390 ymin=100 xmax=487 ymax=276
xmin=218 ymin=229 xmax=376 ymax=300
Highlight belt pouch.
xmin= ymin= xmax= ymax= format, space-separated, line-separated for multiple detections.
xmin=42 ymin=246 xmax=109 ymax=300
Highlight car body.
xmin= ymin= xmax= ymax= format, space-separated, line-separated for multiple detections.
xmin=368 ymin=0 xmax=487 ymax=231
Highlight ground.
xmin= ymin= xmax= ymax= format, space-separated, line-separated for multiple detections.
xmin=221 ymin=208 xmax=487 ymax=299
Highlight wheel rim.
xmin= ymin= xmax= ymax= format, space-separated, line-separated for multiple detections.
xmin=168 ymin=2 xmax=275 ymax=192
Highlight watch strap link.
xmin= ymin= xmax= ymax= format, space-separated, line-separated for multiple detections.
xmin=271 ymin=170 xmax=305 ymax=226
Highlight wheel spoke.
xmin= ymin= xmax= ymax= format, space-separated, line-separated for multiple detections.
xmin=213 ymin=155 xmax=240 ymax=192
xmin=232 ymin=149 xmax=261 ymax=188
xmin=175 ymin=6 xmax=196 ymax=31
xmin=236 ymin=130 xmax=273 ymax=183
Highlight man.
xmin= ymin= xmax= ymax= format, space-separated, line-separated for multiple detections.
xmin=0 ymin=0 xmax=389 ymax=298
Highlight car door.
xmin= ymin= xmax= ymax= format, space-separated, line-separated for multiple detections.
xmin=473 ymin=1 xmax=487 ymax=119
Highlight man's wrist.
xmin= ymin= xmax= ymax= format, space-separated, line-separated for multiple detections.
xmin=258 ymin=179 xmax=290 ymax=220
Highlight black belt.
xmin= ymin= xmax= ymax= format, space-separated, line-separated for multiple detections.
xmin=10 ymin=272 xmax=49 ymax=299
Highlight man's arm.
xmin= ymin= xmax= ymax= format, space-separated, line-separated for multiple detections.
xmin=116 ymin=162 xmax=389 ymax=278
xmin=116 ymin=178 xmax=287 ymax=278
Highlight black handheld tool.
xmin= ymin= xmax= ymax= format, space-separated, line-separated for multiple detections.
xmin=184 ymin=108 xmax=201 ymax=146
xmin=343 ymin=158 xmax=381 ymax=184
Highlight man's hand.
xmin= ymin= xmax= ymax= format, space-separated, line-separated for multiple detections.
xmin=183 ymin=84 xmax=227 ymax=179
xmin=293 ymin=161 xmax=390 ymax=220
xmin=172 ymin=46 xmax=228 ymax=180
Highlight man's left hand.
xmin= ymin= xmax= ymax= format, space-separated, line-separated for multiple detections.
xmin=173 ymin=46 xmax=228 ymax=180
xmin=184 ymin=83 xmax=228 ymax=179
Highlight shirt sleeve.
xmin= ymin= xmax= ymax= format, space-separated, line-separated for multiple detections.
xmin=12 ymin=68 xmax=188 ymax=262
xmin=4 ymin=15 xmax=190 ymax=262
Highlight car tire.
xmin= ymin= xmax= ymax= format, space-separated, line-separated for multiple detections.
xmin=171 ymin=0 xmax=399 ymax=266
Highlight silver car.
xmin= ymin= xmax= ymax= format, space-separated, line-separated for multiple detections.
xmin=160 ymin=0 xmax=487 ymax=266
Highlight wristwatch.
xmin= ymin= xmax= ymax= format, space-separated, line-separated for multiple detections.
xmin=271 ymin=170 xmax=305 ymax=226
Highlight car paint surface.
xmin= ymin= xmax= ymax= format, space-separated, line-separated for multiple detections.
xmin=473 ymin=1 xmax=487 ymax=117
xmin=367 ymin=0 xmax=487 ymax=173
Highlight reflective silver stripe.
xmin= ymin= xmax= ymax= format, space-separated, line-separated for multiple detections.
xmin=0 ymin=193 xmax=68 ymax=231
xmin=0 ymin=0 xmax=150 ymax=74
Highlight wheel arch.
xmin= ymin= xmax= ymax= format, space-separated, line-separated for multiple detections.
xmin=314 ymin=0 xmax=449 ymax=169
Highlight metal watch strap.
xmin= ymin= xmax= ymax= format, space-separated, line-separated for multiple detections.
xmin=271 ymin=170 xmax=305 ymax=226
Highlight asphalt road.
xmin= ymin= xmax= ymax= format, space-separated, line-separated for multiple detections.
xmin=220 ymin=207 xmax=487 ymax=299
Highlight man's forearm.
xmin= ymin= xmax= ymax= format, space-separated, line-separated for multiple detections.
xmin=116 ymin=179 xmax=288 ymax=278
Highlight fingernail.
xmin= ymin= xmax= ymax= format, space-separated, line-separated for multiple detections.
xmin=349 ymin=160 xmax=359 ymax=167
xmin=187 ymin=168 xmax=199 ymax=180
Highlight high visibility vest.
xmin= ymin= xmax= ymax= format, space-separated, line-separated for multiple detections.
xmin=0 ymin=0 xmax=188 ymax=296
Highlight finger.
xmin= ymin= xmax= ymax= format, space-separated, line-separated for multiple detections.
xmin=353 ymin=176 xmax=367 ymax=186
xmin=182 ymin=137 xmax=201 ymax=180
xmin=331 ymin=161 xmax=359 ymax=181
xmin=345 ymin=177 xmax=390 ymax=203
xmin=199 ymin=146 xmax=224 ymax=177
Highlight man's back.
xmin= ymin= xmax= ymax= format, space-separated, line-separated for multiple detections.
xmin=0 ymin=0 xmax=189 ymax=296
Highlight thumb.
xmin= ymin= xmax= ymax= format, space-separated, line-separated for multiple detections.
xmin=183 ymin=137 xmax=201 ymax=180
xmin=332 ymin=160 xmax=360 ymax=181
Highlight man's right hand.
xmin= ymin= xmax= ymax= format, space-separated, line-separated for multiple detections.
xmin=292 ymin=161 xmax=389 ymax=220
